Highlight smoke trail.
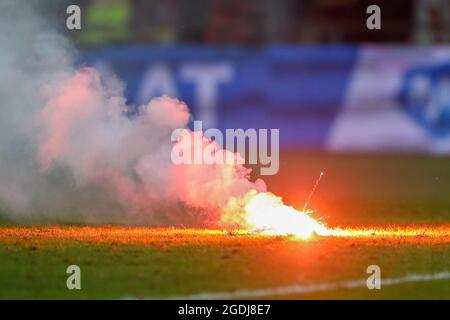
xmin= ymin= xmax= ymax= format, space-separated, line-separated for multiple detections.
xmin=0 ymin=1 xmax=266 ymax=226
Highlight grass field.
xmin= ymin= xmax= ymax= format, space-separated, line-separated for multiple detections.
xmin=0 ymin=153 xmax=449 ymax=299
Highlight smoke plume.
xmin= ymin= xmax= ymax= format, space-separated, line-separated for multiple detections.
xmin=0 ymin=0 xmax=265 ymax=227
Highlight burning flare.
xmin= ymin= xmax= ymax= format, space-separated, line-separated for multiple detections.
xmin=242 ymin=192 xmax=330 ymax=238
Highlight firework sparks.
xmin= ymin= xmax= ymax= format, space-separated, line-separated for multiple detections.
xmin=243 ymin=192 xmax=329 ymax=238
xmin=240 ymin=190 xmax=449 ymax=241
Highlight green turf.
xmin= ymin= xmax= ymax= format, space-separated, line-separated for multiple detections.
xmin=0 ymin=234 xmax=449 ymax=299
xmin=0 ymin=153 xmax=449 ymax=299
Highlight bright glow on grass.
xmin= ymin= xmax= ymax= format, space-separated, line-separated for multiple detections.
xmin=0 ymin=225 xmax=448 ymax=244
xmin=324 ymin=226 xmax=450 ymax=238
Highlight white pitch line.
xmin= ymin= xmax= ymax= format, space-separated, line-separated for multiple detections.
xmin=129 ymin=271 xmax=450 ymax=300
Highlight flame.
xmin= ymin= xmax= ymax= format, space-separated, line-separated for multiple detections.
xmin=244 ymin=192 xmax=330 ymax=239
xmin=242 ymin=192 xmax=450 ymax=241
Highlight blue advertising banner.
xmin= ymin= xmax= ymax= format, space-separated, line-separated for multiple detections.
xmin=79 ymin=45 xmax=450 ymax=153
xmin=79 ymin=46 xmax=357 ymax=149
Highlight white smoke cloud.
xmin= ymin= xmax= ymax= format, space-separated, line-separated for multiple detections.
xmin=0 ymin=0 xmax=265 ymax=227
xmin=0 ymin=0 xmax=78 ymax=221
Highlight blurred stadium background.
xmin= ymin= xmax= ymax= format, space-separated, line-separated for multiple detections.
xmin=40 ymin=0 xmax=450 ymax=155
xmin=1 ymin=0 xmax=449 ymax=300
